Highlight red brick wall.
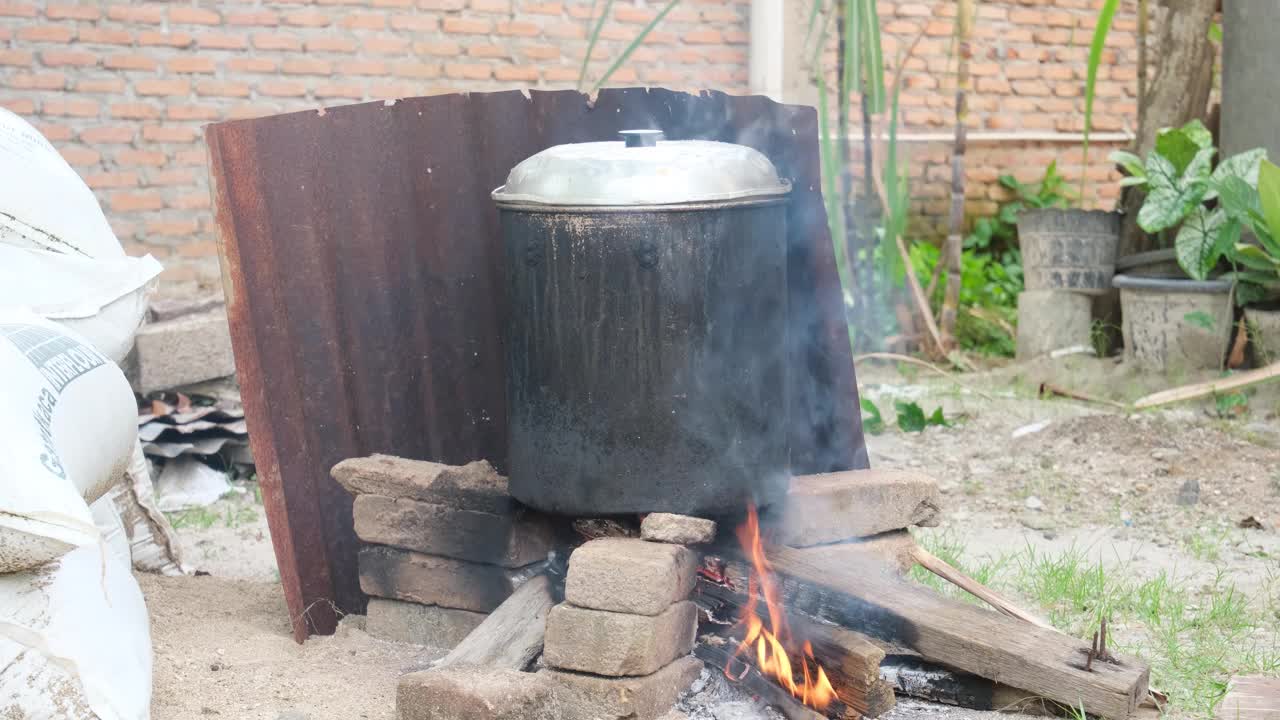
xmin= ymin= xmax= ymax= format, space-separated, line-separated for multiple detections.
xmin=0 ymin=0 xmax=751 ymax=294
xmin=0 ymin=0 xmax=1152 ymax=296
xmin=834 ymin=0 xmax=1148 ymax=239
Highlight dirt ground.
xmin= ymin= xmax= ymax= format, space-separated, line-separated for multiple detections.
xmin=146 ymin=355 xmax=1280 ymax=719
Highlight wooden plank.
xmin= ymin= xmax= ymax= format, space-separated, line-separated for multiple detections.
xmin=1133 ymin=363 xmax=1280 ymax=408
xmin=696 ymin=571 xmax=895 ymax=717
xmin=437 ymin=575 xmax=554 ymax=671
xmin=207 ymin=89 xmax=868 ymax=640
xmin=1217 ymin=675 xmax=1280 ymax=720
xmin=767 ymin=543 xmax=1149 ymax=720
xmin=764 ymin=469 xmax=941 ymax=547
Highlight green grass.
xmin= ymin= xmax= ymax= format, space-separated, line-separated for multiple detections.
xmin=912 ymin=530 xmax=1280 ymax=717
xmin=166 ymin=501 xmax=258 ymax=530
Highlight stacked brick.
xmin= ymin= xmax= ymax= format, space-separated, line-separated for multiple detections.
xmin=330 ymin=454 xmax=555 ymax=647
xmin=541 ymin=514 xmax=715 ymax=720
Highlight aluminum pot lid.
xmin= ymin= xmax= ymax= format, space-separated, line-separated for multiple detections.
xmin=492 ymin=130 xmax=791 ymax=207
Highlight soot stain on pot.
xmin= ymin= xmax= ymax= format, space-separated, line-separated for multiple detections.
xmin=504 ymin=206 xmax=790 ymax=516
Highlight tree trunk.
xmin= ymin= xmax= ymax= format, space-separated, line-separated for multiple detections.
xmin=1119 ymin=0 xmax=1217 ymax=257
xmin=940 ymin=0 xmax=972 ymax=351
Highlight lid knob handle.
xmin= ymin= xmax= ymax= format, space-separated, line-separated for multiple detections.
xmin=619 ymin=129 xmax=663 ymax=148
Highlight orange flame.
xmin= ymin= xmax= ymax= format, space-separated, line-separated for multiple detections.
xmin=728 ymin=504 xmax=839 ymax=712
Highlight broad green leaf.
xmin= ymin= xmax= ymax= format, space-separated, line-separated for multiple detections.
xmin=1217 ymin=175 xmax=1261 ymax=222
xmin=1207 ymin=148 xmax=1267 ymax=201
xmin=1110 ymin=150 xmax=1147 ymax=180
xmin=1140 ymin=147 xmax=1216 ymax=233
xmin=1209 ymin=22 xmax=1223 ymax=44
xmin=1234 ymin=243 xmax=1280 ymax=272
xmin=1140 ymin=149 xmax=1211 ymax=233
xmin=1120 ymin=176 xmax=1149 ymax=188
xmin=1155 ymin=130 xmax=1202 ymax=174
xmin=926 ymin=407 xmax=950 ymax=428
xmin=998 ymin=174 xmax=1019 ymax=190
xmin=1244 ymin=208 xmax=1280 ymax=256
xmin=1175 ymin=207 xmax=1226 ymax=280
xmin=1220 ymin=217 xmax=1243 ymax=257
xmin=895 ymin=401 xmax=927 ymax=433
xmin=1139 ymin=186 xmax=1192 ymax=233
xmin=1257 ymin=160 xmax=1280 ymax=250
xmin=1144 ymin=150 xmax=1179 ymax=192
xmin=1181 ymin=120 xmax=1214 ymax=150
xmin=860 ymin=397 xmax=885 ymax=435
xmin=1183 ymin=146 xmax=1216 ymax=184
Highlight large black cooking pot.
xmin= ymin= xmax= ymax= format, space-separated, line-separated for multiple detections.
xmin=493 ymin=130 xmax=791 ymax=516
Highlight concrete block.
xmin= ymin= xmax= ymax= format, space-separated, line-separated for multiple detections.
xmin=331 ymin=455 xmax=512 ymax=514
xmin=359 ymin=545 xmax=513 ymax=613
xmin=543 ymin=656 xmax=702 ymax=720
xmin=398 ymin=666 xmax=559 ymax=720
xmin=640 ymin=513 xmax=716 ymax=545
xmin=544 ymin=601 xmax=697 ymax=677
xmin=353 ymin=494 xmax=554 ymax=568
xmin=564 ymin=539 xmax=696 ymax=616
xmin=365 ymin=598 xmax=486 ymax=647
xmin=131 ymin=308 xmax=235 ymax=393
xmin=1016 ymin=290 xmax=1093 ymax=360
xmin=764 ymin=469 xmax=941 ymax=547
xmin=149 ymin=293 xmax=224 ymax=322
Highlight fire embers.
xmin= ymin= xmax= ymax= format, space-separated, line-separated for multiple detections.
xmin=729 ymin=504 xmax=839 ymax=712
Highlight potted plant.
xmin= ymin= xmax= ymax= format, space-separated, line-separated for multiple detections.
xmin=1209 ymin=159 xmax=1280 ymax=364
xmin=1107 ymin=120 xmax=1268 ymax=371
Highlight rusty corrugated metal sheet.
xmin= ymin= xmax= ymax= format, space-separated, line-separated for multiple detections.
xmin=206 ymin=88 xmax=867 ymax=642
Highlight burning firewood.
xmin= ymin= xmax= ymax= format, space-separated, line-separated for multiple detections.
xmin=697 ymin=503 xmax=1150 ymax=720
xmin=693 ymin=506 xmax=896 ymax=719
xmin=695 ymin=638 xmax=839 ymax=720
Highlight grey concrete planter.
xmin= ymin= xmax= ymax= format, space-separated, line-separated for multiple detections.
xmin=1018 ymin=209 xmax=1120 ymax=295
xmin=1245 ymin=307 xmax=1280 ymax=366
xmin=1016 ymin=290 xmax=1093 ymax=359
xmin=1113 ymin=274 xmax=1233 ymax=372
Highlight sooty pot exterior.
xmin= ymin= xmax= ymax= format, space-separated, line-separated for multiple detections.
xmin=495 ymin=134 xmax=790 ymax=515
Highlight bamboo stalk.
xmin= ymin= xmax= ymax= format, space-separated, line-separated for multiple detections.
xmin=1136 ymin=0 xmax=1148 ymax=136
xmin=940 ymin=0 xmax=973 ymax=352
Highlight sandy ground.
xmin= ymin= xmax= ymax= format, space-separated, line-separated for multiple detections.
xmin=146 ymin=355 xmax=1280 ymax=719
xmin=143 ymin=572 xmax=440 ymax=720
